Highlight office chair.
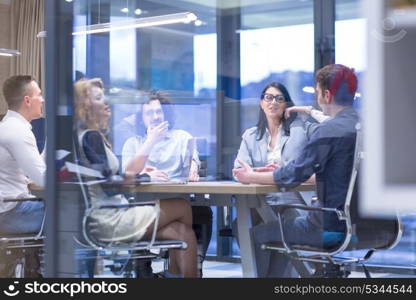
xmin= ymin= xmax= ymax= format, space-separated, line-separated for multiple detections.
xmin=71 ymin=178 xmax=188 ymax=277
xmin=261 ymin=124 xmax=403 ymax=278
xmin=0 ymin=197 xmax=45 ymax=278
xmin=70 ymin=131 xmax=187 ymax=278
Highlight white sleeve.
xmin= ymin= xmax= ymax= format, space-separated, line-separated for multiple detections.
xmin=310 ymin=109 xmax=331 ymax=123
xmin=8 ymin=129 xmax=46 ymax=187
xmin=121 ymin=137 xmax=138 ymax=173
xmin=190 ymin=138 xmax=201 ymax=168
xmin=41 ymin=138 xmax=47 ymax=160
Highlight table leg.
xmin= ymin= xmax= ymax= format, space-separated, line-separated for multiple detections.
xmin=236 ymin=197 xmax=257 ymax=278
xmin=255 ymin=197 xmax=278 ymax=223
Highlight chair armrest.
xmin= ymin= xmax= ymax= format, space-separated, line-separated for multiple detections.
xmin=98 ymin=201 xmax=156 ymax=209
xmin=272 ymin=203 xmax=346 ymax=253
xmin=3 ymin=197 xmax=43 ymax=203
xmin=273 ymin=203 xmax=344 ymax=217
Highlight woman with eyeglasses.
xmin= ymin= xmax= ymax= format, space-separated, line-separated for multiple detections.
xmin=233 ymin=82 xmax=315 ymax=277
xmin=234 ymin=82 xmax=310 ymax=176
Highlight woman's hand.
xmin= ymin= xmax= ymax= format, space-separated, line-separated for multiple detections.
xmin=284 ymin=106 xmax=312 ymax=119
xmin=233 ymin=160 xmax=255 ymax=184
xmin=143 ymin=167 xmax=169 ymax=182
xmin=188 ymin=160 xmax=200 ymax=182
xmin=146 ymin=121 xmax=169 ymax=144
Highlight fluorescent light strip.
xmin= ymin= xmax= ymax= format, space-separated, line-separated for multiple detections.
xmin=73 ymin=12 xmax=197 ymax=36
xmin=0 ymin=48 xmax=21 ymax=57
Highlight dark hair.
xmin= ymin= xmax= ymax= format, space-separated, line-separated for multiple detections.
xmin=135 ymin=90 xmax=175 ymax=136
xmin=255 ymin=82 xmax=296 ymax=141
xmin=315 ymin=64 xmax=357 ymax=106
xmin=2 ymin=75 xmax=35 ymax=110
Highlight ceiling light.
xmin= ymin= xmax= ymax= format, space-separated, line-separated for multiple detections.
xmin=72 ymin=12 xmax=197 ymax=36
xmin=0 ymin=48 xmax=21 ymax=57
xmin=134 ymin=8 xmax=142 ymax=15
xmin=121 ymin=7 xmax=129 ymax=13
xmin=302 ymin=86 xmax=315 ymax=94
xmin=194 ymin=20 xmax=203 ymax=26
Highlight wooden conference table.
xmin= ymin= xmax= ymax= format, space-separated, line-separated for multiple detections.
xmin=128 ymin=181 xmax=315 ymax=278
xmin=32 ymin=181 xmax=315 ymax=277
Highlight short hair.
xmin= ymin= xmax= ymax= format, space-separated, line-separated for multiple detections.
xmin=74 ymin=78 xmax=106 ymax=130
xmin=316 ymin=64 xmax=358 ymax=106
xmin=2 ymin=75 xmax=35 ymax=110
xmin=135 ymin=90 xmax=175 ymax=136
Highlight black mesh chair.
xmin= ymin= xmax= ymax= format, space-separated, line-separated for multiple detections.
xmin=261 ymin=124 xmax=403 ymax=278
xmin=0 ymin=197 xmax=45 ymax=278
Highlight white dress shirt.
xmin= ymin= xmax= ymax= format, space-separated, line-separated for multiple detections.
xmin=0 ymin=110 xmax=46 ymax=213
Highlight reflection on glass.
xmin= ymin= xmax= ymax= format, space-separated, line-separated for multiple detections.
xmin=236 ymin=0 xmax=314 ymax=257
xmin=335 ymin=0 xmax=366 ymax=110
xmin=72 ymin=79 xmax=199 ymax=277
xmin=68 ymin=0 xmax=219 ymax=277
xmin=240 ymin=0 xmax=315 ymax=132
xmin=336 ymin=0 xmax=416 ymax=270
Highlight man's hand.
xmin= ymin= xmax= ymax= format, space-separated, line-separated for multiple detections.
xmin=188 ymin=160 xmax=199 ymax=182
xmin=146 ymin=121 xmax=169 ymax=144
xmin=253 ymin=164 xmax=279 ymax=172
xmin=143 ymin=167 xmax=169 ymax=182
xmin=232 ymin=160 xmax=255 ymax=184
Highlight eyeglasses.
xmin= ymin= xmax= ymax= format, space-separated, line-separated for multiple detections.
xmin=262 ymin=93 xmax=286 ymax=103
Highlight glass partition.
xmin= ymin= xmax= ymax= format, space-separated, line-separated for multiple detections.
xmin=44 ymin=0 xmax=416 ymax=278
xmin=50 ymin=0 xmax=220 ymax=277
xmin=335 ymin=0 xmax=366 ymax=110
xmin=336 ymin=0 xmax=416 ymax=272
xmin=240 ymin=0 xmax=315 ymax=131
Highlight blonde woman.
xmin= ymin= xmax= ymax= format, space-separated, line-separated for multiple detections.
xmin=74 ymin=78 xmax=197 ymax=278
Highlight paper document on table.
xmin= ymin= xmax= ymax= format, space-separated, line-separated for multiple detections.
xmin=65 ymin=162 xmax=104 ymax=178
xmin=56 ymin=149 xmax=71 ymax=160
xmin=65 ymin=179 xmax=108 ymax=186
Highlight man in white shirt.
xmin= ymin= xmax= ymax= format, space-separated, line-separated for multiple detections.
xmin=0 ymin=75 xmax=46 ymax=234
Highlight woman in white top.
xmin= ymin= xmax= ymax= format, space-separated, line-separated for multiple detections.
xmin=74 ymin=78 xmax=197 ymax=277
xmin=234 ymin=82 xmax=312 ymax=203
xmin=233 ymin=82 xmax=313 ymax=277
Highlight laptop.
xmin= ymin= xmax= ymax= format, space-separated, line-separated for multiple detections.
xmin=140 ymin=138 xmax=196 ymax=185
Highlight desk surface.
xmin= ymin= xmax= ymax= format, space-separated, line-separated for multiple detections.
xmin=31 ymin=181 xmax=315 ymax=195
xmin=129 ymin=181 xmax=315 ymax=194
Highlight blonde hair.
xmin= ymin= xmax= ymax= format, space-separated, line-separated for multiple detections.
xmin=74 ymin=78 xmax=107 ymax=131
xmin=74 ymin=78 xmax=111 ymax=147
